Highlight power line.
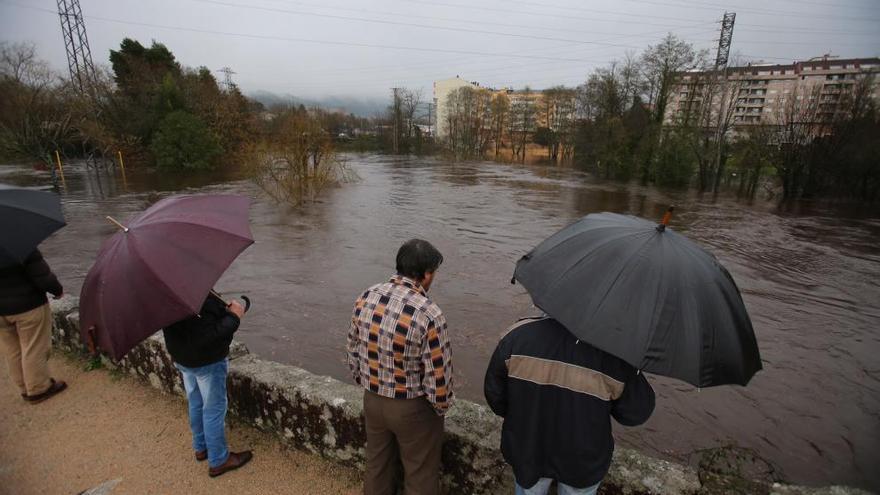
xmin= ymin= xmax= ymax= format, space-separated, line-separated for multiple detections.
xmin=4 ymin=0 xmax=724 ymax=93
xmin=187 ymin=0 xmax=661 ymax=50
xmin=395 ymin=0 xmax=879 ymax=25
xmin=214 ymin=22 xmax=715 ymax=79
xmin=240 ymin=27 xmax=719 ymax=91
xmin=0 ymin=1 xmax=636 ymax=63
xmin=734 ymin=39 xmax=880 ymax=47
xmin=378 ymin=0 xmax=714 ymax=29
xmin=262 ymin=0 xmax=716 ymax=38
xmin=616 ymin=0 xmax=880 ymax=15
xmin=735 ymin=26 xmax=877 ymax=36
xmin=506 ymin=0 xmax=880 ymax=23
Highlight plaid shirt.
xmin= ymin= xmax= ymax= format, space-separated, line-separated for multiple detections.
xmin=347 ymin=275 xmax=454 ymax=415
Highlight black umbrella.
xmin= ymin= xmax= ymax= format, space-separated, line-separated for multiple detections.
xmin=0 ymin=185 xmax=66 ymax=266
xmin=513 ymin=209 xmax=761 ymax=387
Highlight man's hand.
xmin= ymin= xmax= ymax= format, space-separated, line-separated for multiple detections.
xmin=227 ymin=300 xmax=245 ymax=318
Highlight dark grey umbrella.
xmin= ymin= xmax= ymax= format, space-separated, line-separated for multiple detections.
xmin=513 ymin=210 xmax=761 ymax=387
xmin=0 ymin=185 xmax=66 ymax=266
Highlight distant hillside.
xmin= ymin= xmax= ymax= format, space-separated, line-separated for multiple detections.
xmin=248 ymin=90 xmax=386 ymax=117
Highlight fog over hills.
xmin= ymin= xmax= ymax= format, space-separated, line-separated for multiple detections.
xmin=248 ymin=90 xmax=387 ymax=117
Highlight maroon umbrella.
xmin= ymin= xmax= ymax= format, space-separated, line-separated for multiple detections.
xmin=79 ymin=194 xmax=254 ymax=360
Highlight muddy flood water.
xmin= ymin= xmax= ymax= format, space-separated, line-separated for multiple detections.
xmin=2 ymin=154 xmax=878 ymax=490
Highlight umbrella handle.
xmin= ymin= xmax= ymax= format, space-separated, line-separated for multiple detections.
xmin=210 ymin=290 xmax=251 ymax=314
xmin=85 ymin=326 xmax=99 ymax=357
xmin=656 ymin=206 xmax=675 ymax=232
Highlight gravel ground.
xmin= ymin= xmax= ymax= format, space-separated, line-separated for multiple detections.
xmin=0 ymin=354 xmax=363 ymax=495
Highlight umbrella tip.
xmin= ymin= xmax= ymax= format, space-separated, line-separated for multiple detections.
xmin=105 ymin=215 xmax=129 ymax=233
xmin=656 ymin=206 xmax=675 ymax=232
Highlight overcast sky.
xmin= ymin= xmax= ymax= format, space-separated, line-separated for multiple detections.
xmin=1 ymin=0 xmax=878 ymax=100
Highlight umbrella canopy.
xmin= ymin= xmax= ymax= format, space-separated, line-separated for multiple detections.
xmin=0 ymin=185 xmax=66 ymax=266
xmin=79 ymin=194 xmax=254 ymax=360
xmin=513 ymin=211 xmax=761 ymax=387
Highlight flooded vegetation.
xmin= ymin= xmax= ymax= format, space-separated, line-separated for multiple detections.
xmin=2 ymin=154 xmax=878 ymax=490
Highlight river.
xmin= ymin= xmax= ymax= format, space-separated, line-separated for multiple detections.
xmin=2 ymin=154 xmax=878 ymax=490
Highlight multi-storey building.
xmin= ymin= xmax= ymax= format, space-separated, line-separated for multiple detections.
xmin=433 ymin=77 xmax=479 ymax=139
xmin=433 ymin=77 xmax=559 ymax=139
xmin=666 ymin=56 xmax=880 ymax=129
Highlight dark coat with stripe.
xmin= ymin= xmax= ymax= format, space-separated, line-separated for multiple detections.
xmin=484 ymin=317 xmax=655 ymax=489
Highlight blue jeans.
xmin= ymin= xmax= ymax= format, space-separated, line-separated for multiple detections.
xmin=175 ymin=359 xmax=229 ymax=468
xmin=516 ymin=478 xmax=600 ymax=495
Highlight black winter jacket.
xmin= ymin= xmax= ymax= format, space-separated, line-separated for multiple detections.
xmin=0 ymin=249 xmax=63 ymax=315
xmin=484 ymin=317 xmax=655 ymax=489
xmin=162 ymin=295 xmax=240 ymax=368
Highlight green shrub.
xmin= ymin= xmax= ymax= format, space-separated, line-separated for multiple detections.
xmin=150 ymin=110 xmax=222 ymax=170
xmin=654 ymin=131 xmax=696 ymax=187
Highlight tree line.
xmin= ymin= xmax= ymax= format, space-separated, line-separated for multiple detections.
xmin=2 ymin=35 xmax=877 ymax=202
xmin=0 ymin=39 xmax=362 ymax=205
xmin=0 ymin=39 xmax=362 ymax=172
xmin=426 ymin=35 xmax=879 ymax=201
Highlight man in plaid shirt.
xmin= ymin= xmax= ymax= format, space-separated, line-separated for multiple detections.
xmin=347 ymin=239 xmax=453 ymax=495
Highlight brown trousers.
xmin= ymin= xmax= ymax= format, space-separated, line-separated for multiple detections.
xmin=363 ymin=391 xmax=445 ymax=495
xmin=0 ymin=303 xmax=53 ymax=396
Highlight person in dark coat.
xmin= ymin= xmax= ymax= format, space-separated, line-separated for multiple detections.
xmin=0 ymin=249 xmax=67 ymax=403
xmin=484 ymin=316 xmax=655 ymax=495
xmin=162 ymin=292 xmax=253 ymax=478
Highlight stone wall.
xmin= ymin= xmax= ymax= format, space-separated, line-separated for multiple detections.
xmin=49 ymin=297 xmax=872 ymax=495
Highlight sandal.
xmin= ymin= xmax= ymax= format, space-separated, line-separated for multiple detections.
xmin=24 ymin=378 xmax=67 ymax=404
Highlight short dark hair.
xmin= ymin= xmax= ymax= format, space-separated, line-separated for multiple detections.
xmin=396 ymin=239 xmax=443 ymax=280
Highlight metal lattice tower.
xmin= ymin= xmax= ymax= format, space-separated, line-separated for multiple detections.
xmin=218 ymin=67 xmax=236 ymax=91
xmin=714 ymin=12 xmax=736 ymax=70
xmin=57 ymin=0 xmax=97 ymax=93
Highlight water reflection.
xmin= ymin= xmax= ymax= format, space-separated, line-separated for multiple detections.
xmin=2 ymin=155 xmax=878 ymax=490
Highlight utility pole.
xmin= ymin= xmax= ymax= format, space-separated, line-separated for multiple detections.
xmin=218 ymin=66 xmax=236 ymax=91
xmin=391 ymin=87 xmax=401 ymax=154
xmin=427 ymin=102 xmax=433 ymax=138
xmin=57 ymin=0 xmax=97 ymax=94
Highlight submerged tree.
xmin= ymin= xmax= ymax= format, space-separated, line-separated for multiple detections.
xmin=541 ymin=86 xmax=578 ymax=163
xmin=508 ymin=88 xmax=537 ymax=163
xmin=444 ymin=86 xmax=493 ymax=159
xmin=0 ymin=42 xmax=80 ymax=164
xmin=639 ymin=34 xmax=699 ymax=182
xmin=490 ymin=91 xmax=510 ymax=159
xmin=249 ymin=107 xmax=354 ymax=206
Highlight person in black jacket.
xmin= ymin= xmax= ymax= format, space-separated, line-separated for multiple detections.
xmin=162 ymin=292 xmax=253 ymax=478
xmin=484 ymin=316 xmax=655 ymax=495
xmin=0 ymin=249 xmax=67 ymax=403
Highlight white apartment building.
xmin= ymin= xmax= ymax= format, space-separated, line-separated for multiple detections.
xmin=433 ymin=77 xmax=478 ymax=139
xmin=667 ymin=56 xmax=880 ymax=129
